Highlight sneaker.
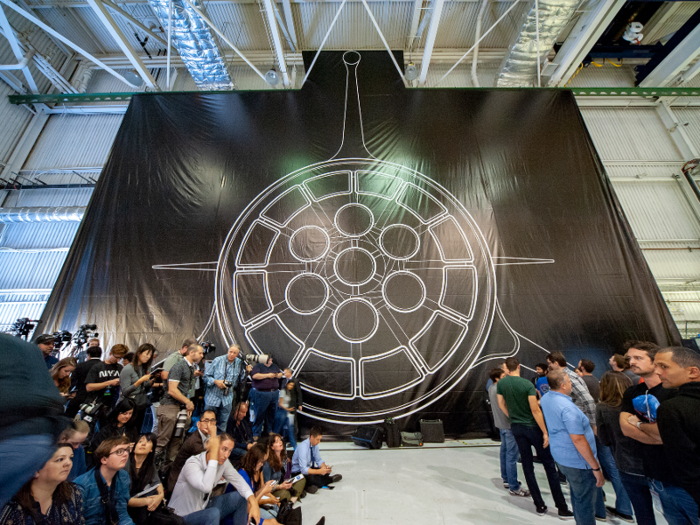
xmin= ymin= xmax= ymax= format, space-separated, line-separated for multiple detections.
xmin=595 ymin=516 xmax=607 ymax=522
xmin=305 ymin=485 xmax=318 ymax=494
xmin=605 ymin=507 xmax=633 ymax=523
xmin=509 ymin=489 xmax=531 ymax=497
xmin=536 ymin=505 xmax=548 ymax=516
xmin=300 ymin=490 xmax=307 ymax=499
xmin=503 ymin=480 xmax=509 ymax=489
xmin=558 ymin=509 xmax=574 ymax=520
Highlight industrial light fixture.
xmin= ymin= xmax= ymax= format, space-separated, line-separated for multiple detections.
xmin=265 ymin=67 xmax=279 ymax=86
xmin=123 ymin=70 xmax=144 ymax=87
xmin=404 ymin=62 xmax=418 ymax=81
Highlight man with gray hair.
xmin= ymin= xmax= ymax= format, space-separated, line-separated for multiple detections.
xmin=541 ymin=369 xmax=604 ymax=525
xmin=204 ymin=344 xmax=246 ymax=433
xmin=156 ymin=343 xmax=205 ymax=466
xmin=655 ymin=346 xmax=700 ymax=521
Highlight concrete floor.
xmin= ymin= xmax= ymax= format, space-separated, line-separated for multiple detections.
xmin=292 ymin=440 xmax=668 ymax=525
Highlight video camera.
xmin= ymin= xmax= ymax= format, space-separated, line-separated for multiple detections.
xmin=73 ymin=324 xmax=98 ymax=348
xmin=51 ymin=330 xmax=72 ymax=351
xmin=79 ymin=400 xmax=104 ymax=424
xmin=11 ymin=318 xmax=41 ymax=340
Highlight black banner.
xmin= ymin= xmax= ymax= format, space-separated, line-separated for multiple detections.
xmin=41 ymin=51 xmax=680 ymax=433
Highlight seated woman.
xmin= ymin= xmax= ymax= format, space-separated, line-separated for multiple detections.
xmin=0 ymin=443 xmax=84 ymax=525
xmin=263 ymin=433 xmax=306 ymax=502
xmin=50 ymin=357 xmax=77 ymax=399
xmin=91 ymin=398 xmax=137 ymax=452
xmin=238 ymin=444 xmax=283 ymax=525
xmin=126 ymin=434 xmax=165 ymax=524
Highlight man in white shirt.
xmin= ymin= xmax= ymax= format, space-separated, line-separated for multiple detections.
xmin=170 ymin=434 xmax=260 ymax=525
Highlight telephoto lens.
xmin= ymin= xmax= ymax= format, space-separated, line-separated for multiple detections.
xmin=173 ymin=409 xmax=188 ymax=438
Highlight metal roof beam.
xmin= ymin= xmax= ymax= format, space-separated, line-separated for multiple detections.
xmin=86 ymin=0 xmax=158 ymax=89
xmin=102 ymin=0 xmax=175 ymax=51
xmin=0 ymin=4 xmax=39 ymax=93
xmin=262 ymin=0 xmax=290 ymax=88
xmin=639 ymin=8 xmax=700 ymax=87
xmin=543 ymin=0 xmax=627 ymax=87
xmin=281 ymin=0 xmax=297 ymax=48
xmin=418 ymin=0 xmax=444 ymax=86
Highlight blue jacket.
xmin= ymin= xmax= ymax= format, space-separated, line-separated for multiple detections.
xmin=74 ymin=468 xmax=134 ymax=525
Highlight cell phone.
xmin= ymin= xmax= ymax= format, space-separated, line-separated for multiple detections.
xmin=268 ymin=480 xmax=277 ymax=487
xmin=288 ymin=474 xmax=304 ymax=483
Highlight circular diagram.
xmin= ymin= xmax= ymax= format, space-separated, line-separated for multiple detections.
xmin=216 ymin=159 xmax=496 ymax=423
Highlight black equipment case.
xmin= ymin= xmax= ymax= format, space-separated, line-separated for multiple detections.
xmin=420 ymin=419 xmax=445 ymax=443
xmin=351 ymin=426 xmax=384 ymax=449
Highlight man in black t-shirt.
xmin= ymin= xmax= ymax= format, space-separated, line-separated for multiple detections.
xmin=250 ymin=355 xmax=283 ymax=438
xmin=84 ymin=344 xmax=129 ymax=421
xmin=619 ymin=341 xmax=678 ymax=525
xmin=66 ymin=345 xmax=103 ymax=418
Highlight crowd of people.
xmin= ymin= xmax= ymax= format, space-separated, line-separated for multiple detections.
xmin=3 ymin=329 xmax=700 ymax=525
xmin=0 ymin=333 xmax=335 ymax=525
xmin=489 ymin=342 xmax=700 ymax=525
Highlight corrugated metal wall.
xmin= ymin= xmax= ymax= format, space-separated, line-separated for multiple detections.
xmin=580 ymin=106 xmax=700 ymax=337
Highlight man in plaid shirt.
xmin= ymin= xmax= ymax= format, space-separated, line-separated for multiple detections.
xmin=203 ymin=344 xmax=246 ymax=433
xmin=547 ymin=352 xmax=596 ymax=430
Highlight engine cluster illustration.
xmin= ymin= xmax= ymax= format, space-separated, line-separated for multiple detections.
xmin=216 ymin=158 xmax=497 ymax=423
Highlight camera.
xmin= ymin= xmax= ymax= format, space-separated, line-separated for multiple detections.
xmin=11 ymin=318 xmax=41 ymax=340
xmin=51 ymin=330 xmax=72 ymax=351
xmin=245 ymin=353 xmax=271 ymax=365
xmin=173 ymin=409 xmax=188 ymax=438
xmin=73 ymin=324 xmax=99 ymax=348
xmin=149 ymin=369 xmax=163 ymax=381
xmin=79 ymin=400 xmax=103 ymax=424
xmin=199 ymin=341 xmax=216 ymax=355
xmin=222 ymin=380 xmax=233 ymax=397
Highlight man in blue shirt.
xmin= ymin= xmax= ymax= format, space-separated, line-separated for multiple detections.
xmin=75 ymin=435 xmax=134 ymax=525
xmin=204 ymin=344 xmax=246 ymax=433
xmin=291 ymin=426 xmax=341 ymax=494
xmin=541 ymin=370 xmax=605 ymax=525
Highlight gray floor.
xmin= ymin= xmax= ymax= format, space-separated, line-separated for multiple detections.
xmin=292 ymin=441 xmax=668 ymax=525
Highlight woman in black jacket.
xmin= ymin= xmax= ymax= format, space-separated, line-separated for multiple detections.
xmin=91 ymin=399 xmax=137 ymax=453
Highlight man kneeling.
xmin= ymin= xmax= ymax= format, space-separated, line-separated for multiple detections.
xmin=169 ymin=434 xmax=260 ymax=525
xmin=291 ymin=426 xmax=341 ymax=494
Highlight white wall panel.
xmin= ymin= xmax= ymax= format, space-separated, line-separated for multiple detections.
xmin=604 ymin=163 xmax=684 ymax=180
xmin=23 ymin=114 xmax=123 ymax=170
xmin=0 ymin=250 xmax=68 ymax=290
xmin=0 ymin=222 xmax=79 ymax=250
xmin=612 ymin=181 xmax=700 ymax=240
xmin=672 ymin=108 xmax=700 ymax=154
xmin=581 ymin=108 xmax=682 ymax=161
xmin=6 ymin=187 xmax=94 ymax=207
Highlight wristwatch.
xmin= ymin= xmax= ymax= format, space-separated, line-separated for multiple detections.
xmin=636 ymin=421 xmax=643 ymax=430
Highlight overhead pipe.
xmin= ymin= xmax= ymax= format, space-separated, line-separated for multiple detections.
xmin=471 ymin=0 xmax=491 ymax=87
xmin=0 ymin=206 xmax=86 ymax=223
xmin=0 ymin=49 xmax=34 ymax=70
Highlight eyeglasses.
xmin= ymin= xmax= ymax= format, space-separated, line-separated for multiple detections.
xmin=200 ymin=418 xmax=217 ymax=424
xmin=109 ymin=447 xmax=130 ymax=457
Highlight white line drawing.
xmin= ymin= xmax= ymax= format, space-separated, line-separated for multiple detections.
xmin=151 ymin=50 xmax=556 ymax=424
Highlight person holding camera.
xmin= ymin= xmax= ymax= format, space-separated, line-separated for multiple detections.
xmin=66 ymin=346 xmax=103 ymax=418
xmin=120 ymin=343 xmax=160 ymax=435
xmin=156 ymin=344 xmax=205 ymax=467
xmin=204 ymin=344 xmax=246 ymax=434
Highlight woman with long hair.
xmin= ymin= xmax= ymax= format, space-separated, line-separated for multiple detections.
xmin=596 ymin=371 xmax=655 ymax=524
xmin=264 ymin=433 xmax=306 ymax=502
xmin=126 ymin=434 xmax=165 ymax=524
xmin=120 ymin=343 xmax=158 ymax=434
xmin=50 ymin=358 xmax=77 ymax=398
xmin=91 ymin=398 xmax=137 ymax=452
xmin=0 ymin=443 xmax=84 ymax=524
xmin=239 ymin=444 xmax=283 ymax=525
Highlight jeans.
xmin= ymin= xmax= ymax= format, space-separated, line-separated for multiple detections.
xmin=274 ymin=411 xmax=297 ymax=450
xmin=619 ymin=471 xmax=656 ymax=525
xmin=510 ymin=423 xmax=568 ymax=510
xmin=209 ymin=491 xmax=249 ymax=525
xmin=499 ymin=429 xmax=520 ymax=491
xmin=251 ymin=390 xmax=279 ymax=437
xmin=0 ymin=434 xmax=55 ymax=509
xmin=557 ymin=464 xmax=599 ymax=525
xmin=204 ymin=404 xmax=233 ymax=434
xmin=595 ymin=440 xmax=633 ymax=517
xmin=182 ymin=509 xmax=220 ymax=525
xmin=649 ymin=478 xmax=700 ymax=525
